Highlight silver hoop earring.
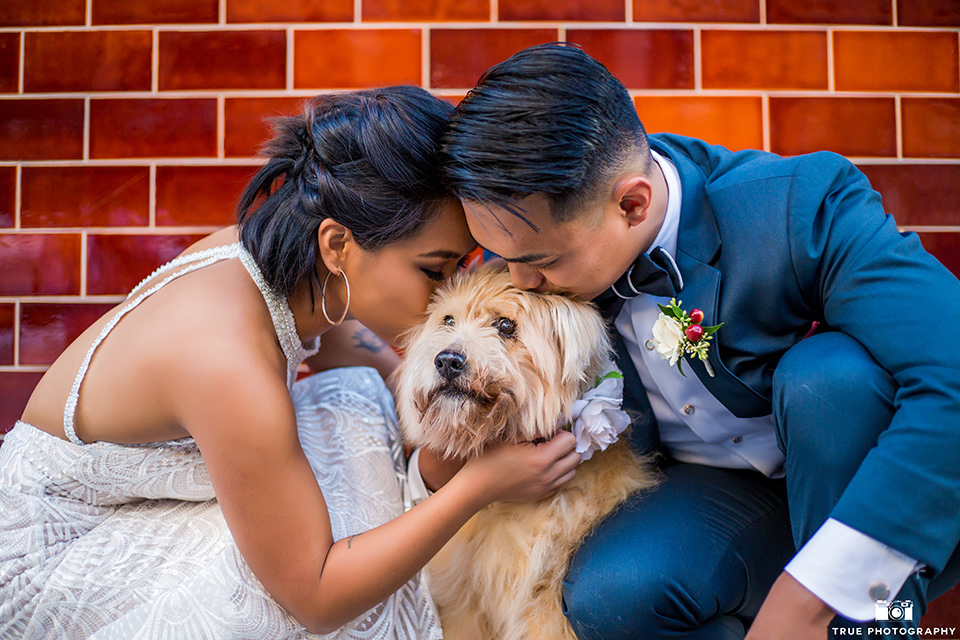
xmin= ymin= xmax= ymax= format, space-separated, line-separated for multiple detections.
xmin=321 ymin=269 xmax=350 ymax=327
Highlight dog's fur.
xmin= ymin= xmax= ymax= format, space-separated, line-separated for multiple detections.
xmin=394 ymin=262 xmax=659 ymax=640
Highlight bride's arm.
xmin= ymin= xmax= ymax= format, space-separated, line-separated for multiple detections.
xmin=181 ymin=351 xmax=579 ymax=634
xmin=302 ymin=319 xmax=400 ymax=384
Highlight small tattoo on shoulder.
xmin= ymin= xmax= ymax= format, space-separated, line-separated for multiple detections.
xmin=352 ymin=328 xmax=386 ymax=354
xmin=347 ymin=533 xmax=361 ymax=549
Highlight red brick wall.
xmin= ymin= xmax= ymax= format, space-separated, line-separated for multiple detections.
xmin=1 ymin=4 xmax=959 ymax=623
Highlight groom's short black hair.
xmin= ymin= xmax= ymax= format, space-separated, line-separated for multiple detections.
xmin=442 ymin=42 xmax=651 ymax=224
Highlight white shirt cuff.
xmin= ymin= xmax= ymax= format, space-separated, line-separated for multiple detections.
xmin=785 ymin=518 xmax=920 ymax=623
xmin=404 ymin=447 xmax=433 ymax=509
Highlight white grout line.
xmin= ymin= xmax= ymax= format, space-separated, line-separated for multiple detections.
xmin=148 ymin=164 xmax=156 ymax=227
xmin=152 ymin=29 xmax=159 ymax=93
xmin=82 ymin=97 xmax=90 ymax=161
xmin=14 ymin=165 xmax=21 ymax=230
xmin=17 ymin=30 xmax=24 ymax=94
xmin=761 ymin=93 xmax=770 ymax=152
xmin=79 ymin=230 xmax=87 ymax=297
xmin=827 ymin=29 xmax=835 ymax=92
xmin=895 ymin=94 xmax=903 ymax=159
xmin=217 ymin=95 xmax=225 ymax=159
xmin=286 ymin=27 xmax=294 ymax=90
xmin=219 ymin=0 xmax=226 ymax=25
xmin=12 ymin=299 xmax=20 ymax=366
xmin=355 ymin=0 xmax=362 ymax=23
xmin=422 ymin=27 xmax=430 ymax=89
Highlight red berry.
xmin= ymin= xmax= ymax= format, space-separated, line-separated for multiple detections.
xmin=685 ymin=324 xmax=704 ymax=343
xmin=689 ymin=309 xmax=704 ymax=324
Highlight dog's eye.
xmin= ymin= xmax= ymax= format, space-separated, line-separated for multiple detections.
xmin=443 ymin=315 xmax=455 ymax=327
xmin=494 ymin=317 xmax=516 ymax=337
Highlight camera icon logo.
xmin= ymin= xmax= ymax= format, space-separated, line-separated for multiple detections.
xmin=875 ymin=599 xmax=914 ymax=621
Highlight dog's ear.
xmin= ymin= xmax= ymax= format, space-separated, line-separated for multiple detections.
xmin=527 ymin=295 xmax=610 ymax=387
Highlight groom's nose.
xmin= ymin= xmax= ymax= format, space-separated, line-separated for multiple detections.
xmin=508 ymin=262 xmax=545 ymax=292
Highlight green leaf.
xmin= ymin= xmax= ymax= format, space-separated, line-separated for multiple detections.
xmin=703 ymin=323 xmax=724 ymax=335
xmin=596 ymin=370 xmax=623 ymax=383
xmin=676 ymin=358 xmax=687 ymax=377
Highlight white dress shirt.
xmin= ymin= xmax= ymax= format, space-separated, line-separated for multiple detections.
xmin=407 ymin=150 xmax=918 ymax=623
xmin=612 ymin=150 xmax=918 ymax=622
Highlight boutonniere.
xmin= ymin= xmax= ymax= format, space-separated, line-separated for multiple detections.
xmin=651 ymin=298 xmax=723 ymax=377
xmin=564 ymin=362 xmax=631 ymax=461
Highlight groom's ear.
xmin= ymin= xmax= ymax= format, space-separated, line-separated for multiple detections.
xmin=316 ymin=218 xmax=354 ymax=273
xmin=614 ymin=175 xmax=653 ymax=227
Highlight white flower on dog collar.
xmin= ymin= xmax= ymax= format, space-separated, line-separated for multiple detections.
xmin=568 ymin=363 xmax=631 ymax=461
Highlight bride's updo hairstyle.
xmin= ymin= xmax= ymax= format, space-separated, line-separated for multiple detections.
xmin=236 ymin=86 xmax=455 ymax=301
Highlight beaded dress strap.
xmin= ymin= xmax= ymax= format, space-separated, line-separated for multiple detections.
xmin=64 ymin=245 xmax=242 ymax=446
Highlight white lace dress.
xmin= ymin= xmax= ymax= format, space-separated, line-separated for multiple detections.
xmin=0 ymin=244 xmax=442 ymax=640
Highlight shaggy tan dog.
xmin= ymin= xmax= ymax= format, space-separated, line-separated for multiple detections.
xmin=394 ymin=262 xmax=659 ymax=640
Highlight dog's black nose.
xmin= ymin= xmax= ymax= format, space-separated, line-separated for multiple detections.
xmin=435 ymin=350 xmax=467 ymax=381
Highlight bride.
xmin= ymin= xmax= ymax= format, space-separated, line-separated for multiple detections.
xmin=0 ymin=86 xmax=580 ymax=639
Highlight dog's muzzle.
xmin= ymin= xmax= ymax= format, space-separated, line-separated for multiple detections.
xmin=434 ymin=349 xmax=467 ymax=381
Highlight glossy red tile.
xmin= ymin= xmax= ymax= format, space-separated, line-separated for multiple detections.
xmin=21 ymin=167 xmax=150 ymax=228
xmin=295 ymin=30 xmax=421 ymax=89
xmin=225 ymin=97 xmax=306 ymax=158
xmin=702 ymin=30 xmax=828 ymax=90
xmin=635 ymin=96 xmax=764 ymax=151
xmin=769 ymin=98 xmax=896 ymax=157
xmin=430 ymin=29 xmax=558 ymax=88
xmin=93 ymin=0 xmax=219 ymax=24
xmin=0 ymin=372 xmax=44 ymax=434
xmin=0 ymin=233 xmax=81 ymax=296
xmin=159 ymin=31 xmax=286 ymax=91
xmin=924 ymin=586 xmax=960 ymax=629
xmin=0 ymin=33 xmax=19 ymax=94
xmin=86 ymin=233 xmax=205 ymax=295
xmin=364 ymin=0 xmax=488 ymax=21
xmin=25 ymin=31 xmax=152 ymax=93
xmin=0 ymin=167 xmax=14 ymax=228
xmin=89 ymin=99 xmax=217 ymax=159
xmin=767 ymin=0 xmax=892 ymax=24
xmin=227 ymin=0 xmax=353 ymax=22
xmin=500 ymin=0 xmax=623 ymax=21
xmin=156 ymin=165 xmax=258 ymax=226
xmin=19 ymin=302 xmax=116 ymax=365
xmin=0 ymin=304 xmax=13 ymax=365
xmin=835 ymin=31 xmax=959 ymax=93
xmin=898 ymin=0 xmax=960 ymax=27
xmin=903 ymin=99 xmax=960 ymax=158
xmin=0 ymin=100 xmax=84 ymax=161
xmin=858 ymin=164 xmax=960 ymax=227
xmin=0 ymin=0 xmax=84 ymax=26
xmin=566 ymin=30 xmax=694 ymax=89
xmin=632 ymin=0 xmax=759 ymax=23
xmin=917 ymin=232 xmax=960 ymax=279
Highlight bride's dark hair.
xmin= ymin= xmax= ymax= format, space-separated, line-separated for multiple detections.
xmin=236 ymin=86 xmax=455 ymax=302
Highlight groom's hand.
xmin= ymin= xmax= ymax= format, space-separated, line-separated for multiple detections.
xmin=745 ymin=572 xmax=835 ymax=640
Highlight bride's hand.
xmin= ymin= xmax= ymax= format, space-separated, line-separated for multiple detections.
xmin=460 ymin=431 xmax=580 ymax=504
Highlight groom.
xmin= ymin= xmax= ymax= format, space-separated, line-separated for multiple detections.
xmin=439 ymin=43 xmax=960 ymax=638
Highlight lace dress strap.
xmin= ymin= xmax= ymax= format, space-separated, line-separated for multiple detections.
xmin=63 ymin=243 xmax=318 ymax=446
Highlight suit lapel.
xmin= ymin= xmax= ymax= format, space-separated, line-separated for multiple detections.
xmin=655 ymin=138 xmax=771 ymax=418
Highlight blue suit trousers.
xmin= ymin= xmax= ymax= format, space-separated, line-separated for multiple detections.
xmin=562 ymin=333 xmax=960 ymax=639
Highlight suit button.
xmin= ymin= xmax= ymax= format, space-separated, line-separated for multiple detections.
xmin=645 ymin=339 xmax=655 ymax=350
xmin=732 ymin=436 xmax=743 ymax=444
xmin=683 ymin=404 xmax=695 ymax=415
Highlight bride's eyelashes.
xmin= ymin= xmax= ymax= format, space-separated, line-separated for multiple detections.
xmin=422 ymin=268 xmax=446 ymax=282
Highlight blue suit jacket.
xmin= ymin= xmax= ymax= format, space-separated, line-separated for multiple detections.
xmin=618 ymin=133 xmax=960 ymax=572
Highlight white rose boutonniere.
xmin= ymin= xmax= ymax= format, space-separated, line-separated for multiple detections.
xmin=650 ymin=298 xmax=723 ymax=377
xmin=567 ymin=362 xmax=631 ymax=461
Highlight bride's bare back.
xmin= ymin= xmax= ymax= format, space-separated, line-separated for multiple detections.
xmin=21 ymin=226 xmax=287 ymax=446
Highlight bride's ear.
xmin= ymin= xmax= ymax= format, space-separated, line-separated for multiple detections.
xmin=316 ymin=218 xmax=354 ymax=274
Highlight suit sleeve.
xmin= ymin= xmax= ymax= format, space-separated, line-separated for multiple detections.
xmin=786 ymin=152 xmax=960 ymax=572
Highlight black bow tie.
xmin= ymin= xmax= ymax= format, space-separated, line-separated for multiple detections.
xmin=594 ymin=246 xmax=683 ymax=321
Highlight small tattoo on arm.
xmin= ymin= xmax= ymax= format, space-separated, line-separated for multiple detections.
xmin=352 ymin=328 xmax=387 ymax=354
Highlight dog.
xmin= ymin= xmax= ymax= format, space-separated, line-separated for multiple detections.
xmin=394 ymin=261 xmax=659 ymax=640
